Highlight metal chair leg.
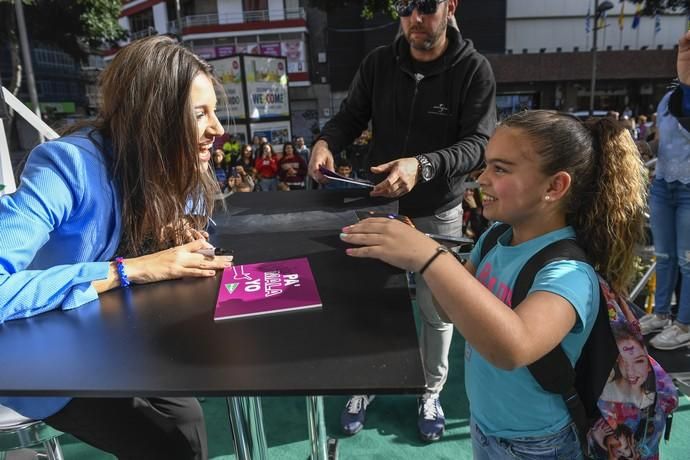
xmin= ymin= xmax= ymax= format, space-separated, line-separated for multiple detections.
xmin=43 ymin=436 xmax=64 ymax=460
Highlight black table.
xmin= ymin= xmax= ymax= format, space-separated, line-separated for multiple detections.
xmin=0 ymin=189 xmax=426 ymax=459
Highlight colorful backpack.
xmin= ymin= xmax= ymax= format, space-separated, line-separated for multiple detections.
xmin=479 ymin=224 xmax=679 ymax=459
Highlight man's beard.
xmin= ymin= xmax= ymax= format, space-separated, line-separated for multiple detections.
xmin=405 ymin=14 xmax=447 ymax=51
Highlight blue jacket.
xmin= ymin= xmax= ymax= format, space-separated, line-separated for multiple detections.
xmin=0 ymin=130 xmax=121 ymax=419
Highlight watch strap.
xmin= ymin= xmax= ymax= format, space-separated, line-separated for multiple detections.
xmin=415 ymin=154 xmax=433 ymax=182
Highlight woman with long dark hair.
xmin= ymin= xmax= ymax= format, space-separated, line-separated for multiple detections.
xmin=0 ymin=36 xmax=233 ymax=459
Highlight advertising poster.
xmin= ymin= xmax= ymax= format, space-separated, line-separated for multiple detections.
xmin=194 ymin=46 xmax=216 ymax=60
xmin=225 ymin=123 xmax=248 ymax=144
xmin=212 ymin=57 xmax=246 ymax=121
xmin=281 ymin=40 xmax=308 ymax=74
xmin=215 ymin=45 xmax=235 ymax=58
xmin=244 ymin=56 xmax=289 ymax=120
xmin=250 ymin=120 xmax=291 ymax=150
xmin=236 ymin=43 xmax=260 ymax=55
xmin=260 ymin=43 xmax=282 ymax=56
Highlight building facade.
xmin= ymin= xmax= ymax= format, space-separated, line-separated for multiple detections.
xmin=118 ymin=0 xmax=321 ymax=142
xmin=113 ymin=0 xmax=685 ymax=143
xmin=493 ymin=0 xmax=683 ymax=118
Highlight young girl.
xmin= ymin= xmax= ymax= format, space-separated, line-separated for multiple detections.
xmin=278 ymin=141 xmax=308 ymax=190
xmin=254 ymin=142 xmax=278 ymax=191
xmin=340 ymin=110 xmax=647 ymax=459
xmin=212 ymin=148 xmax=229 ymax=192
xmin=0 ymin=36 xmax=234 ymax=459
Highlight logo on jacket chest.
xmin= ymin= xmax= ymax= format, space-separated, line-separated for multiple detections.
xmin=427 ymin=103 xmax=451 ymax=117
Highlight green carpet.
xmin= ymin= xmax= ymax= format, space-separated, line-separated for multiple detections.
xmin=46 ymin=331 xmax=690 ymax=459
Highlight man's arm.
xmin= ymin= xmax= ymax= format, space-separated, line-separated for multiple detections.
xmin=309 ymin=52 xmax=377 ymax=181
xmin=422 ymin=59 xmax=496 ymax=179
xmin=316 ymin=54 xmax=376 ymax=158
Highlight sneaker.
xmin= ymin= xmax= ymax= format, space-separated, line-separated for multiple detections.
xmin=340 ymin=395 xmax=374 ymax=435
xmin=649 ymin=323 xmax=690 ymax=350
xmin=417 ymin=392 xmax=445 ymax=442
xmin=639 ymin=313 xmax=672 ymax=335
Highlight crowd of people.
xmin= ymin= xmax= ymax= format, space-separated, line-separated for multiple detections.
xmin=210 ymin=135 xmax=310 ymax=194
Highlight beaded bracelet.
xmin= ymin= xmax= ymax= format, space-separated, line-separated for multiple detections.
xmin=115 ymin=257 xmax=131 ymax=288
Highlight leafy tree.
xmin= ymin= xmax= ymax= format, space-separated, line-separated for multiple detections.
xmin=1 ymin=0 xmax=126 ymax=92
xmin=635 ymin=0 xmax=690 ymax=14
xmin=0 ymin=0 xmax=125 ymax=137
xmin=309 ymin=0 xmax=397 ymax=19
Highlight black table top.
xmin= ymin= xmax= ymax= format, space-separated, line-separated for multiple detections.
xmin=0 ymin=190 xmax=426 ymax=397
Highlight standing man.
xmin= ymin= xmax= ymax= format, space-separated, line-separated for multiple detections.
xmin=294 ymin=136 xmax=310 ymax=164
xmin=294 ymin=136 xmax=312 ymax=188
xmin=308 ymin=0 xmax=496 ymax=442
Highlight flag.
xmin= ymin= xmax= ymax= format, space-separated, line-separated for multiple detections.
xmin=618 ymin=1 xmax=625 ymax=31
xmin=599 ymin=10 xmax=608 ymax=30
xmin=655 ymin=13 xmax=661 ymax=34
xmin=586 ymin=2 xmax=592 ymax=33
xmin=632 ymin=4 xmax=641 ymax=29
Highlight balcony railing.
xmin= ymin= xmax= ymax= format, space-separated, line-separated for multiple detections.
xmin=168 ymin=7 xmax=306 ymax=32
xmin=130 ymin=26 xmax=159 ymax=40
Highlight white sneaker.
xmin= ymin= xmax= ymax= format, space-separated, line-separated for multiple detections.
xmin=639 ymin=313 xmax=672 ymax=335
xmin=649 ymin=323 xmax=690 ymax=350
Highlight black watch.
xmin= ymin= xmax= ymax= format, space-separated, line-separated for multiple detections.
xmin=415 ymin=155 xmax=434 ymax=183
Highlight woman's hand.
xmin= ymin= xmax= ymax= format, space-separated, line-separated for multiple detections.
xmin=340 ymin=218 xmax=438 ymax=272
xmin=124 ymin=239 xmax=233 ymax=285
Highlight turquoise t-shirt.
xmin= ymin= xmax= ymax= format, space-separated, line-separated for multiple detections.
xmin=466 ymin=223 xmax=599 ymax=438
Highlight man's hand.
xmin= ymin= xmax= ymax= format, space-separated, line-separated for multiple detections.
xmin=370 ymin=157 xmax=420 ymax=198
xmin=678 ymin=31 xmax=690 ymax=85
xmin=308 ymin=140 xmax=335 ymax=183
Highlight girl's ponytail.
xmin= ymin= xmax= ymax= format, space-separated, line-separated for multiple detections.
xmin=577 ymin=118 xmax=647 ymax=294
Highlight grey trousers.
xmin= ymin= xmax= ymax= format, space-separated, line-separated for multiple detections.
xmin=412 ymin=202 xmax=463 ymax=394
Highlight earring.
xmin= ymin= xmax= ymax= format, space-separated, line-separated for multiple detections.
xmin=544 ymin=195 xmax=551 ymax=201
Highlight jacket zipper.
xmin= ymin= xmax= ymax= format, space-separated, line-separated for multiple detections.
xmin=401 ymin=72 xmax=424 ymax=156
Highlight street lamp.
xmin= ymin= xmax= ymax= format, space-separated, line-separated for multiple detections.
xmin=589 ymin=0 xmax=614 ymax=116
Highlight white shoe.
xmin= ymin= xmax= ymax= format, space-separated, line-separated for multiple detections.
xmin=649 ymin=323 xmax=690 ymax=350
xmin=639 ymin=313 xmax=672 ymax=335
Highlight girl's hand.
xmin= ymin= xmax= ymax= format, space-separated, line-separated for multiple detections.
xmin=124 ymin=239 xmax=233 ymax=284
xmin=340 ymin=218 xmax=438 ymax=272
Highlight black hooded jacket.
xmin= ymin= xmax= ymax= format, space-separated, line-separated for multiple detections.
xmin=318 ymin=26 xmax=496 ymax=217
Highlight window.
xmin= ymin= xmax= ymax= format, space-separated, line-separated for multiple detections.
xmin=130 ymin=9 xmax=155 ymax=34
xmin=243 ymin=0 xmax=268 ymax=21
xmin=243 ymin=0 xmax=267 ymax=11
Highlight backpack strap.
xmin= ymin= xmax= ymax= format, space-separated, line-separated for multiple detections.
xmin=511 ymin=239 xmax=591 ymax=448
xmin=478 ymin=233 xmax=592 ymax=449
xmin=479 ymin=223 xmax=510 ymax=261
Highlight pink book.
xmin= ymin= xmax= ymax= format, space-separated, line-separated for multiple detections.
xmin=214 ymin=257 xmax=322 ymax=321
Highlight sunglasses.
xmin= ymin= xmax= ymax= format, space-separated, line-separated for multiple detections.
xmin=395 ymin=0 xmax=448 ymax=17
